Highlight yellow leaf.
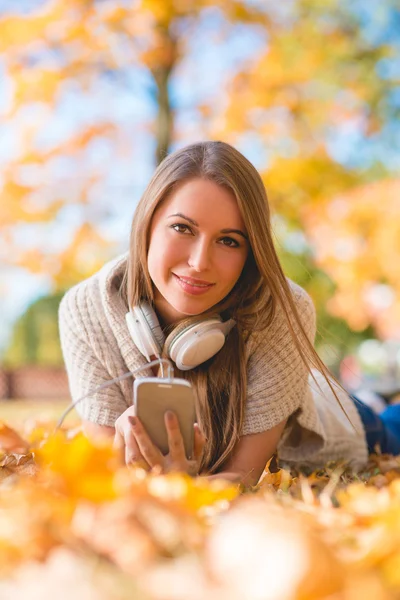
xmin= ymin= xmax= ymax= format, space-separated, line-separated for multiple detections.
xmin=35 ymin=431 xmax=119 ymax=503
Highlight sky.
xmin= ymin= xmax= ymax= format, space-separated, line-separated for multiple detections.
xmin=0 ymin=2 xmax=268 ymax=354
xmin=0 ymin=0 xmax=399 ymax=356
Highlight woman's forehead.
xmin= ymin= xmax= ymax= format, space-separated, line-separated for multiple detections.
xmin=158 ymin=179 xmax=247 ymax=229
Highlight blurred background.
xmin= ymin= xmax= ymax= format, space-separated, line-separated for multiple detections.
xmin=1 ymin=0 xmax=400 ymax=422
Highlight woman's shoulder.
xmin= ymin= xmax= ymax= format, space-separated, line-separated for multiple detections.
xmin=286 ymin=279 xmax=316 ymax=333
xmin=59 ymin=253 xmax=128 ymax=338
xmin=242 ymin=279 xmax=317 ymax=435
xmin=286 ymin=277 xmax=314 ymax=306
xmin=245 ymin=279 xmax=316 ymax=349
xmin=59 ymin=269 xmax=102 ymax=331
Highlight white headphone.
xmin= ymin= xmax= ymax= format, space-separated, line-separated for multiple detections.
xmin=125 ymin=302 xmax=236 ymax=370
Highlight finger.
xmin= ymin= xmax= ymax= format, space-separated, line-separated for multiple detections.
xmin=115 ymin=423 xmax=147 ymax=467
xmin=129 ymin=416 xmax=163 ymax=468
xmin=113 ymin=428 xmax=125 ymax=451
xmin=123 ymin=427 xmax=146 ymax=466
xmin=165 ymin=411 xmax=186 ymax=460
xmin=113 ymin=428 xmax=126 ymax=464
xmin=193 ymin=423 xmax=206 ymax=462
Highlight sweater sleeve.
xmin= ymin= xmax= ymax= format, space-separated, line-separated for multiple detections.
xmin=58 ymin=282 xmax=130 ymax=427
xmin=242 ymin=282 xmax=317 ymax=436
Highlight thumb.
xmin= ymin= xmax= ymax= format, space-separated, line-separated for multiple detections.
xmin=193 ymin=423 xmax=206 ymax=462
xmin=113 ymin=428 xmax=126 ymax=464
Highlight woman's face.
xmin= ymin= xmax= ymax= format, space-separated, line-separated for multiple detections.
xmin=147 ymin=178 xmax=249 ymax=327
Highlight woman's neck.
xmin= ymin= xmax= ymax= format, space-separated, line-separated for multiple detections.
xmin=152 ymin=291 xmax=185 ymax=330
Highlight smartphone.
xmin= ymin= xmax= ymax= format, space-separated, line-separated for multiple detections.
xmin=133 ymin=377 xmax=196 ymax=459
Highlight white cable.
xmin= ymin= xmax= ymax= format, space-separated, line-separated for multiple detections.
xmin=158 ymin=354 xmax=165 ymax=378
xmin=55 ymin=358 xmax=174 ymax=432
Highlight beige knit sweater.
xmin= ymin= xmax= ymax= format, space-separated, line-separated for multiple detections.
xmin=59 ymin=254 xmax=368 ymax=470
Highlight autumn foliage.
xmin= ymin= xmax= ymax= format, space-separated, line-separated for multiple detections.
xmin=0 ymin=0 xmax=262 ymax=289
xmin=304 ymin=179 xmax=400 ymax=339
xmin=1 ymin=418 xmax=400 ymax=599
xmin=1 ymin=0 xmax=399 ymax=339
xmin=2 ymin=5 xmax=400 ymax=591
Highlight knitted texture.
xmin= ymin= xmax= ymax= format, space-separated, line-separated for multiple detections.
xmin=59 ymin=254 xmax=368 ymax=470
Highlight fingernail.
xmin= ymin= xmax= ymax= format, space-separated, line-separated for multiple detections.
xmin=166 ymin=411 xmax=174 ymax=422
xmin=129 ymin=416 xmax=137 ymax=427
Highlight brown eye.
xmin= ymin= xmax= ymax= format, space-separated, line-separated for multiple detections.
xmin=170 ymin=223 xmax=192 ymax=234
xmin=220 ymin=237 xmax=239 ymax=248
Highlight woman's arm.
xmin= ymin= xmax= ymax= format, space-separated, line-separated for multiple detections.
xmin=207 ymin=418 xmax=288 ymax=487
xmin=231 ymin=285 xmax=317 ymax=485
xmin=81 ymin=416 xmax=286 ymax=487
xmin=82 ymin=420 xmax=115 ymax=440
xmin=59 ymin=289 xmax=130 ymax=427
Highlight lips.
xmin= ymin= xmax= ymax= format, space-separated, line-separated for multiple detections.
xmin=172 ymin=273 xmax=215 ymax=295
xmin=174 ymin=274 xmax=214 ymax=286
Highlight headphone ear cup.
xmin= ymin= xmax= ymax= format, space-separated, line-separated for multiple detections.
xmin=163 ymin=320 xmax=197 ymax=358
xmin=140 ymin=302 xmax=165 ymax=349
xmin=164 ymin=318 xmax=227 ymax=371
xmin=126 ymin=303 xmax=165 ymax=361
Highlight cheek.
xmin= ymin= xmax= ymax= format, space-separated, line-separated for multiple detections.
xmin=148 ymin=234 xmax=182 ymax=281
xmin=218 ymin=252 xmax=247 ymax=284
xmin=147 ymin=232 xmax=164 ymax=283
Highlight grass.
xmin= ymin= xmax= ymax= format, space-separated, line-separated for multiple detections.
xmin=0 ymin=398 xmax=79 ymax=428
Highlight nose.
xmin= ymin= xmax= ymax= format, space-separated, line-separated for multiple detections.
xmin=188 ymin=237 xmax=212 ymax=272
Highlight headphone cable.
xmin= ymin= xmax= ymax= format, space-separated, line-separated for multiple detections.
xmin=54 ymin=358 xmax=174 ymax=433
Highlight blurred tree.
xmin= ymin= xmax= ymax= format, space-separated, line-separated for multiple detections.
xmin=3 ymin=292 xmax=65 ymax=367
xmin=215 ymin=0 xmax=400 ymax=338
xmin=277 ymin=243 xmax=375 ymax=372
xmin=303 ymin=178 xmax=400 ymax=339
xmin=1 ymin=0 xmax=399 ymax=359
xmin=0 ymin=0 xmax=264 ymax=285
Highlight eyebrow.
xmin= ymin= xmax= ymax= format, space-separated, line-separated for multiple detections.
xmin=168 ymin=212 xmax=248 ymax=240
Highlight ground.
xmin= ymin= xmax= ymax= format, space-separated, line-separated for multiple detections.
xmin=1 ymin=398 xmax=400 ymax=600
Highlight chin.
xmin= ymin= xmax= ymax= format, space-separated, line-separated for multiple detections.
xmin=170 ymin=296 xmax=214 ymax=317
xmin=172 ymin=303 xmax=207 ymax=318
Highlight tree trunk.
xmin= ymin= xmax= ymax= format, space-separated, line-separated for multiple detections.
xmin=154 ymin=65 xmax=173 ymax=165
xmin=151 ymin=28 xmax=177 ymax=165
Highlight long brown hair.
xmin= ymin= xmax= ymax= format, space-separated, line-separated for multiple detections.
xmin=122 ymin=141 xmax=351 ymax=474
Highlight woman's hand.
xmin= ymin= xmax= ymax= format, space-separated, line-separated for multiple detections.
xmin=113 ymin=407 xmax=205 ymax=476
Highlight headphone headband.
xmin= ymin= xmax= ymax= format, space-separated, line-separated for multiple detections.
xmin=125 ymin=303 xmax=235 ymax=369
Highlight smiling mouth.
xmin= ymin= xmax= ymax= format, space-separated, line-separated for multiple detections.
xmin=172 ymin=273 xmax=215 ymax=294
xmin=173 ymin=274 xmax=214 ymax=287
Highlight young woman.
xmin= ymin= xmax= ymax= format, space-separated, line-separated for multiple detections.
xmin=59 ymin=141 xmax=400 ymax=486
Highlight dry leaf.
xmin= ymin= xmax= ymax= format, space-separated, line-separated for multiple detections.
xmin=0 ymin=422 xmax=30 ymax=454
